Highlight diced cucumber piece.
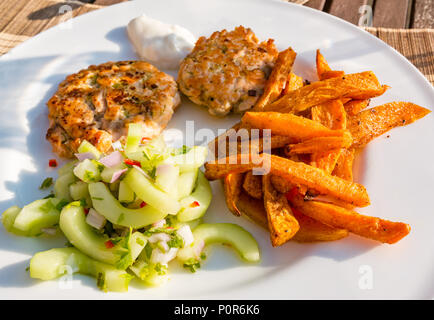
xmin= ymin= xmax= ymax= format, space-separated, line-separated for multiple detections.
xmin=69 ymin=181 xmax=89 ymax=200
xmin=30 ymin=248 xmax=131 ymax=292
xmin=129 ymin=232 xmax=147 ymax=262
xmin=177 ymin=171 xmax=212 ymax=222
xmin=169 ymin=146 xmax=208 ymax=172
xmin=177 ymin=169 xmax=198 ymax=199
xmin=73 ymin=159 xmax=101 ymax=183
xmin=77 ymin=140 xmax=101 ymax=159
xmin=177 ymin=223 xmax=260 ymax=263
xmin=57 ymin=160 xmax=77 ymax=176
xmin=59 ymin=205 xmax=121 ymax=265
xmin=88 ymin=182 xmax=167 ymax=228
xmin=54 ymin=172 xmax=76 ymax=201
xmin=118 ymin=181 xmax=135 ymax=203
xmin=123 ymin=167 xmax=181 ymax=215
xmin=1 ymin=206 xmax=26 ymax=236
xmin=13 ymin=198 xmax=61 ymax=235
xmin=101 ymin=163 xmax=127 ymax=183
xmin=155 ymin=163 xmax=179 ymax=196
xmin=125 ymin=123 xmax=142 ymax=154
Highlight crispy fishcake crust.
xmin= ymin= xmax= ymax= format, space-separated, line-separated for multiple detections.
xmin=178 ymin=26 xmax=278 ymax=116
xmin=46 ymin=61 xmax=180 ymax=158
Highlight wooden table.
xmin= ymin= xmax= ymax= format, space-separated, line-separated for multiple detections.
xmin=304 ymin=0 xmax=433 ymax=28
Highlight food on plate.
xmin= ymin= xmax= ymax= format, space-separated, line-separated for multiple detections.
xmin=223 ymin=173 xmax=244 ymax=216
xmin=127 ymin=15 xmax=196 ymax=70
xmin=348 ymin=101 xmax=431 ymax=147
xmin=207 ymin=47 xmax=430 ymax=247
xmin=178 ymin=26 xmax=278 ymax=116
xmin=46 ymin=61 xmax=180 ymax=158
xmin=2 ymin=127 xmax=259 ymax=292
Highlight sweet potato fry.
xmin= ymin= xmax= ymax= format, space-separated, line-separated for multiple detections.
xmin=349 ymin=102 xmax=431 ymax=147
xmin=316 ymin=49 xmax=345 ymax=81
xmin=332 ymin=148 xmax=355 ymax=182
xmin=223 ymin=173 xmax=244 ymax=216
xmin=254 ymin=47 xmax=297 ymax=111
xmin=243 ymin=171 xmax=262 ymax=199
xmin=263 ymin=175 xmax=300 ymax=246
xmin=204 ymin=154 xmax=370 ymax=207
xmin=344 ymin=99 xmax=370 ymax=116
xmin=282 ymin=72 xmax=304 ymax=95
xmin=290 ymin=195 xmax=411 ymax=244
xmin=285 ymin=132 xmax=352 ymax=155
xmin=310 ymin=99 xmax=347 ymax=173
xmin=291 ymin=208 xmax=349 ymax=242
xmin=264 ymin=71 xmax=386 ymax=113
xmin=241 ymin=111 xmax=349 ymax=141
xmin=235 ymin=191 xmax=348 ymax=242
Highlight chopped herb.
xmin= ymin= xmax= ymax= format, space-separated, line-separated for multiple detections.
xmin=39 ymin=177 xmax=53 ymax=190
xmin=200 ymin=252 xmax=207 ymax=260
xmin=183 ymin=258 xmax=201 ymax=273
xmin=167 ymin=234 xmax=184 ymax=248
xmin=96 ymin=272 xmax=107 ymax=292
xmin=25 ymin=266 xmax=30 ymax=272
xmin=55 ymin=199 xmax=69 ymax=211
xmin=154 ymin=263 xmax=168 ymax=275
xmin=84 ymin=170 xmax=96 ymax=182
xmin=136 ymin=237 xmax=145 ymax=246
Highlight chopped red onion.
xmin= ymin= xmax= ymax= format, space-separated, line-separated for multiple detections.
xmin=41 ymin=227 xmax=57 ymax=235
xmin=148 ymin=232 xmax=171 ymax=243
xmin=150 ymin=247 xmax=178 ymax=264
xmin=152 ymin=219 xmax=166 ymax=228
xmin=110 ymin=168 xmax=128 ymax=183
xmin=177 ymin=225 xmax=194 ymax=247
xmin=85 ymin=208 xmax=106 ymax=230
xmin=99 ymin=151 xmax=124 ymax=168
xmin=194 ymin=239 xmax=205 ymax=256
xmin=74 ymin=152 xmax=95 ymax=161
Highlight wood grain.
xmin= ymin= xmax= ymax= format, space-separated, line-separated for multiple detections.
xmin=412 ymin=0 xmax=434 ymax=28
xmin=373 ymin=0 xmax=411 ymax=28
xmin=326 ymin=0 xmax=373 ymax=26
xmin=304 ymin=0 xmax=326 ymax=10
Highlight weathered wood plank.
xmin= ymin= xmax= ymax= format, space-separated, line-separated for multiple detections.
xmin=412 ymin=0 xmax=434 ymax=28
xmin=373 ymin=0 xmax=411 ymax=28
xmin=304 ymin=0 xmax=326 ymax=10
xmin=326 ymin=0 xmax=373 ymax=26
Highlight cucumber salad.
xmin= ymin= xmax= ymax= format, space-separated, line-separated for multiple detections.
xmin=1 ymin=124 xmax=260 ymax=292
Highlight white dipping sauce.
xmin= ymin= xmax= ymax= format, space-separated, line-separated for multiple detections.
xmin=127 ymin=15 xmax=196 ymax=70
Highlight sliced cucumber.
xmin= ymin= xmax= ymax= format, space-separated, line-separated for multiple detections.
xmin=118 ymin=180 xmax=135 ymax=203
xmin=59 ymin=205 xmax=121 ymax=265
xmin=129 ymin=232 xmax=147 ymax=262
xmin=69 ymin=181 xmax=89 ymax=200
xmin=54 ymin=172 xmax=76 ymax=201
xmin=88 ymin=182 xmax=167 ymax=228
xmin=125 ymin=123 xmax=142 ymax=154
xmin=101 ymin=163 xmax=127 ymax=183
xmin=177 ymin=223 xmax=260 ymax=263
xmin=77 ymin=140 xmax=101 ymax=159
xmin=57 ymin=160 xmax=77 ymax=176
xmin=13 ymin=198 xmax=61 ymax=235
xmin=169 ymin=146 xmax=208 ymax=172
xmin=177 ymin=169 xmax=198 ymax=199
xmin=73 ymin=159 xmax=101 ymax=183
xmin=29 ymin=248 xmax=131 ymax=292
xmin=155 ymin=163 xmax=179 ymax=196
xmin=1 ymin=206 xmax=26 ymax=236
xmin=177 ymin=171 xmax=212 ymax=222
xmin=123 ymin=167 xmax=181 ymax=215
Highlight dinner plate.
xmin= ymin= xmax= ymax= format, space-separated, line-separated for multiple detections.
xmin=0 ymin=0 xmax=433 ymax=300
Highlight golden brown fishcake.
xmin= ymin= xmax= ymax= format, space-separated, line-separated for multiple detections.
xmin=178 ymin=26 xmax=278 ymax=116
xmin=46 ymin=61 xmax=180 ymax=157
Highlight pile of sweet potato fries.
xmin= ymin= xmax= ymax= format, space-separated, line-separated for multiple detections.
xmin=205 ymin=48 xmax=430 ymax=247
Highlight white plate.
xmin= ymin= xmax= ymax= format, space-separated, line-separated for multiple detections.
xmin=0 ymin=0 xmax=433 ymax=300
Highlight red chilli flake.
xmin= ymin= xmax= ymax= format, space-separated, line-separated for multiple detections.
xmin=124 ymin=159 xmax=141 ymax=167
xmin=84 ymin=208 xmax=90 ymax=215
xmin=285 ymin=187 xmax=299 ymax=202
xmin=190 ymin=201 xmax=200 ymax=208
xmin=141 ymin=137 xmax=151 ymax=144
xmin=104 ymin=240 xmax=115 ymax=249
xmin=48 ymin=159 xmax=58 ymax=167
xmin=140 ymin=201 xmax=147 ymax=208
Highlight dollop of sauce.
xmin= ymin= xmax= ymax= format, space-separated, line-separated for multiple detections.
xmin=127 ymin=15 xmax=196 ymax=70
